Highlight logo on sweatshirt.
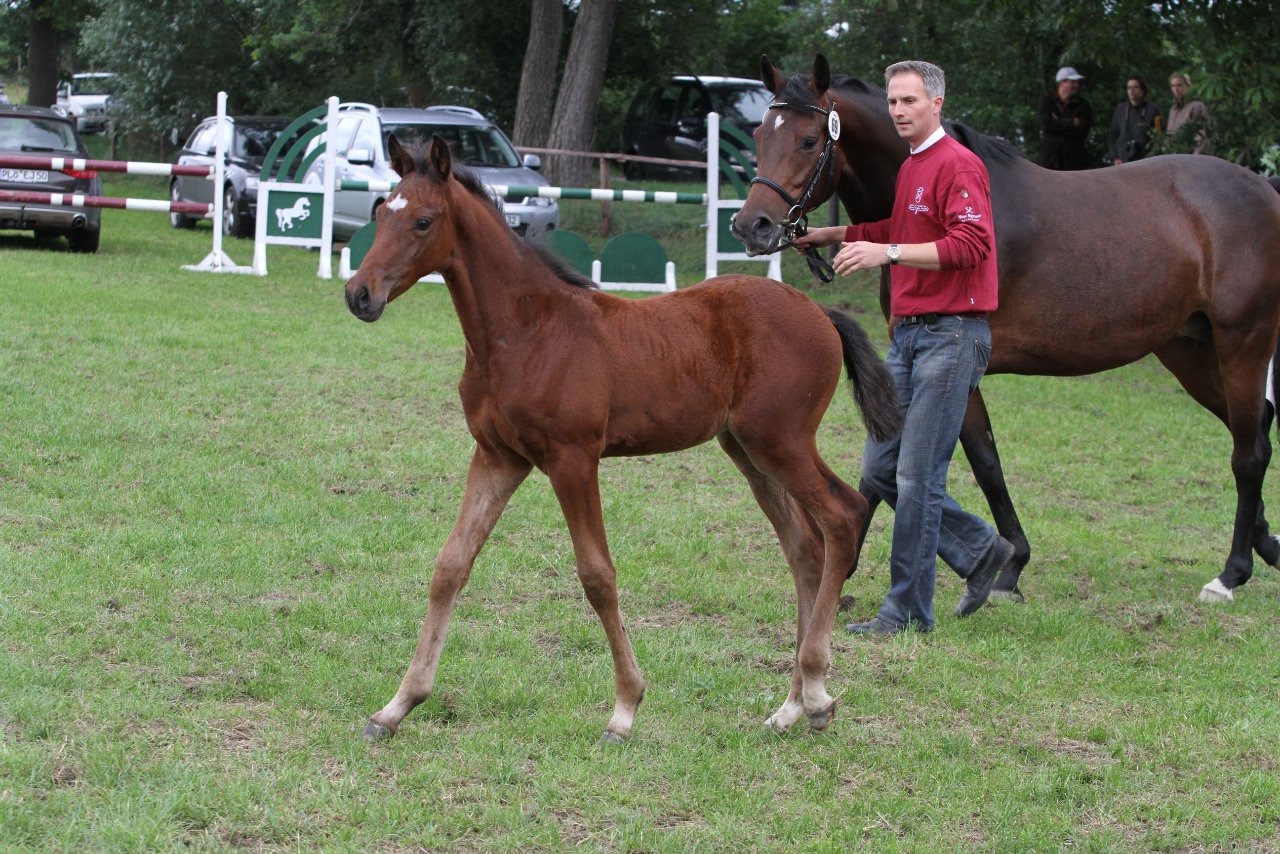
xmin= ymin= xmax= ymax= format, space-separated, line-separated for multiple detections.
xmin=908 ymin=186 xmax=930 ymax=214
xmin=958 ymin=205 xmax=983 ymax=223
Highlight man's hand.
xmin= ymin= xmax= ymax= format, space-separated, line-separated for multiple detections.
xmin=833 ymin=241 xmax=889 ymax=276
xmin=791 ymin=226 xmax=846 ymax=251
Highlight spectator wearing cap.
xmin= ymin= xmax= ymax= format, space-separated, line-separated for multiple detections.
xmin=1038 ymin=66 xmax=1093 ymax=170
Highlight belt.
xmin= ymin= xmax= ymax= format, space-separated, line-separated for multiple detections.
xmin=896 ymin=311 xmax=988 ymax=326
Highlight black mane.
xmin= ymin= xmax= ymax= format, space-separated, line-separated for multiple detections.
xmin=400 ymin=139 xmax=596 ymax=291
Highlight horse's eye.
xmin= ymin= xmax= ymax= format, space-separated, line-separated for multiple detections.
xmin=801 ymin=136 xmax=818 ymax=151
xmin=414 ymin=217 xmax=432 ymax=232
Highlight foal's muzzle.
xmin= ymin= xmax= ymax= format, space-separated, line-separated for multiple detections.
xmin=345 ymin=282 xmax=386 ymax=323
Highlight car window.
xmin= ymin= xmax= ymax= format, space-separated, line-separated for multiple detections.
xmin=188 ymin=122 xmax=217 ymax=154
xmin=710 ymin=86 xmax=772 ymax=126
xmin=382 ymin=122 xmax=520 ymax=168
xmin=330 ymin=117 xmax=361 ymax=155
xmin=350 ymin=118 xmax=382 ymax=157
xmin=0 ymin=116 xmax=81 ymax=152
xmin=236 ymin=123 xmax=289 ymax=162
xmin=651 ymin=84 xmax=684 ymax=125
xmin=680 ymin=88 xmax=711 ymax=121
xmin=73 ymin=76 xmax=116 ymax=96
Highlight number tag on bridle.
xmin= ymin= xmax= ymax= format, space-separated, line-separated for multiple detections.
xmin=828 ymin=109 xmax=841 ymax=141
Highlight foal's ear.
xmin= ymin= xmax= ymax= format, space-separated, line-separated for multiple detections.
xmin=760 ymin=54 xmax=785 ymax=96
xmin=426 ymin=134 xmax=453 ymax=181
xmin=812 ymin=54 xmax=831 ymax=97
xmin=387 ymin=134 xmax=415 ymax=178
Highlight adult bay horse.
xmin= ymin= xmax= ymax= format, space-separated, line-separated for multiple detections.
xmin=733 ymin=54 xmax=1280 ymax=605
xmin=343 ymin=135 xmax=902 ymax=742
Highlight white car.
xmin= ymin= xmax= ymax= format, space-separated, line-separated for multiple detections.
xmin=55 ymin=73 xmax=117 ymax=134
xmin=304 ymin=103 xmax=559 ymax=242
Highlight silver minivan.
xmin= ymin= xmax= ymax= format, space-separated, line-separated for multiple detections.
xmin=305 ymin=104 xmax=558 ymax=241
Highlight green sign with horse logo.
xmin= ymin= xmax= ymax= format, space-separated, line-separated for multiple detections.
xmin=265 ymin=190 xmax=324 ymax=239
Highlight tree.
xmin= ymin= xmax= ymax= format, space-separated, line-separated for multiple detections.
xmin=512 ymin=0 xmax=564 ymax=148
xmin=544 ymin=0 xmax=617 ymax=186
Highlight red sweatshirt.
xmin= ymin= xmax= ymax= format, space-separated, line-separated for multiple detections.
xmin=844 ymin=133 xmax=998 ymax=316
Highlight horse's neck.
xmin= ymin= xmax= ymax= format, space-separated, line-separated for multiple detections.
xmin=835 ymin=93 xmax=905 ymax=223
xmin=439 ymin=190 xmax=569 ymax=364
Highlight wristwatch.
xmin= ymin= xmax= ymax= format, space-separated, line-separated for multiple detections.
xmin=886 ymin=244 xmax=901 ymax=265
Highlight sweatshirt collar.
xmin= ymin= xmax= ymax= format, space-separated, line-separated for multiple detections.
xmin=911 ymin=125 xmax=947 ymax=156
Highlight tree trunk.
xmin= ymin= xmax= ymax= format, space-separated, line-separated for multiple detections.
xmin=512 ymin=0 xmax=564 ymax=148
xmin=544 ymin=0 xmax=618 ymax=187
xmin=27 ymin=0 xmax=61 ymax=108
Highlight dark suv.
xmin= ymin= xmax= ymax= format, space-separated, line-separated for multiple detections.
xmin=169 ymin=115 xmax=300 ymax=237
xmin=621 ymin=75 xmax=772 ymax=178
xmin=0 ymin=105 xmax=102 ymax=252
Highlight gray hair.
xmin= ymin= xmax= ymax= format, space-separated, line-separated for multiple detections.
xmin=885 ymin=60 xmax=946 ymax=100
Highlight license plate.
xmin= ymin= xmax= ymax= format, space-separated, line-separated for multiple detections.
xmin=0 ymin=168 xmax=49 ymax=184
xmin=505 ymin=214 xmax=520 ymax=227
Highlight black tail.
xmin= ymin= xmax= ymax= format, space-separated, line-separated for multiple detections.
xmin=1270 ymin=176 xmax=1280 ymax=196
xmin=825 ymin=308 xmax=902 ymax=442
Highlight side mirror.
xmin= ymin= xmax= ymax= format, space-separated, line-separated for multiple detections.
xmin=522 ymin=153 xmax=543 ymax=171
xmin=346 ymin=147 xmax=374 ymax=166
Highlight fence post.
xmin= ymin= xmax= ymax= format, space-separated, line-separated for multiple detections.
xmin=598 ymin=156 xmax=612 ymax=237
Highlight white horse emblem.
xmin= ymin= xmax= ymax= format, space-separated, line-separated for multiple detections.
xmin=275 ymin=197 xmax=312 ymax=231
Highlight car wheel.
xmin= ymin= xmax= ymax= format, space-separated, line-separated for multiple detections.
xmin=68 ymin=228 xmax=100 ymax=253
xmin=223 ymin=185 xmax=250 ymax=238
xmin=170 ymin=181 xmax=195 ymax=229
xmin=622 ymin=155 xmax=644 ymax=181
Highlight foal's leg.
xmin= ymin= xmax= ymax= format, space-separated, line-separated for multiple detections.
xmin=365 ymin=447 xmax=531 ymax=740
xmin=543 ymin=448 xmax=644 ymax=743
xmin=738 ymin=433 xmax=866 ymax=731
xmin=718 ymin=434 xmax=825 ymax=733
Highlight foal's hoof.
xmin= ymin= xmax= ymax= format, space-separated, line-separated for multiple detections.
xmin=1198 ymin=578 xmax=1234 ymax=603
xmin=807 ymin=700 xmax=837 ymax=733
xmin=598 ymin=729 xmax=626 ymax=746
xmin=363 ymin=720 xmax=396 ymax=742
xmin=988 ymin=588 xmax=1024 ymax=604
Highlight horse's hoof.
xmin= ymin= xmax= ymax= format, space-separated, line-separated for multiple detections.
xmin=764 ymin=714 xmax=794 ymax=734
xmin=988 ymin=588 xmax=1024 ymax=604
xmin=598 ymin=729 xmax=626 ymax=746
xmin=1198 ymin=578 xmax=1234 ymax=603
xmin=807 ymin=700 xmax=837 ymax=732
xmin=363 ymin=720 xmax=396 ymax=742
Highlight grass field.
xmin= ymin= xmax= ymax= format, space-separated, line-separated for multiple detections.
xmin=1 ymin=167 xmax=1279 ymax=852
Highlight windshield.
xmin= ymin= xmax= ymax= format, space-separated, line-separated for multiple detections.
xmin=0 ymin=116 xmax=80 ymax=153
xmin=235 ymin=122 xmax=291 ymax=163
xmin=711 ymin=86 xmax=772 ymax=126
xmin=73 ymin=76 xmax=116 ymax=96
xmin=382 ymin=122 xmax=520 ymax=168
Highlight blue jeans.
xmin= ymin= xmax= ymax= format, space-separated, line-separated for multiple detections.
xmin=861 ymin=314 xmax=997 ymax=630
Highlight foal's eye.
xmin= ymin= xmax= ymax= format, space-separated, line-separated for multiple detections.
xmin=414 ymin=217 xmax=432 ymax=232
xmin=801 ymin=136 xmax=818 ymax=151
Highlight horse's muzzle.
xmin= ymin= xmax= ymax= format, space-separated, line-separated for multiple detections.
xmin=345 ymin=282 xmax=386 ymax=323
xmin=729 ymin=211 xmax=784 ymax=256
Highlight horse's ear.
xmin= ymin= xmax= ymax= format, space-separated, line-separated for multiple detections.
xmin=813 ymin=54 xmax=831 ymax=97
xmin=387 ymin=134 xmax=415 ymax=178
xmin=427 ymin=134 xmax=453 ymax=181
xmin=760 ymin=54 xmax=785 ymax=96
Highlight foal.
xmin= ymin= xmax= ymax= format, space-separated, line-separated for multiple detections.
xmin=345 ymin=135 xmax=900 ymax=742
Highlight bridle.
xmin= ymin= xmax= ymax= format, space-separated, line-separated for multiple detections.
xmin=749 ymin=96 xmax=841 ymax=282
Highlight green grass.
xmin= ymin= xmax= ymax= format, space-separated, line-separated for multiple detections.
xmin=1 ymin=170 xmax=1278 ymax=852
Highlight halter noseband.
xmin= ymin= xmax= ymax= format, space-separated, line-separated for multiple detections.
xmin=749 ymin=96 xmax=840 ymax=282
